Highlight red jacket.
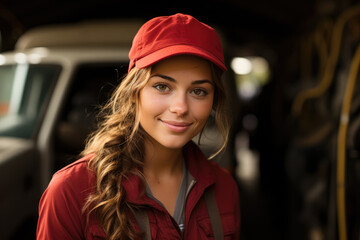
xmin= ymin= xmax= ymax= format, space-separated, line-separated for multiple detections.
xmin=37 ymin=142 xmax=241 ymax=239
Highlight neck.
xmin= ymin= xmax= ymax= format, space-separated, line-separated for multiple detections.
xmin=143 ymin=137 xmax=184 ymax=178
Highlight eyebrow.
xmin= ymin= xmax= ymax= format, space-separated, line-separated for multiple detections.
xmin=150 ymin=74 xmax=214 ymax=85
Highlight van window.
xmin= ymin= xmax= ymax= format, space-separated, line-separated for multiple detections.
xmin=0 ymin=64 xmax=61 ymax=138
xmin=53 ymin=62 xmax=127 ymax=170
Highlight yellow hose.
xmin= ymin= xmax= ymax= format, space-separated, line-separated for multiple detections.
xmin=337 ymin=44 xmax=360 ymax=240
xmin=292 ymin=5 xmax=360 ymax=116
xmin=313 ymin=27 xmax=328 ymax=76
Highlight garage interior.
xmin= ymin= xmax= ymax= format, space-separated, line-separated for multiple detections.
xmin=1 ymin=0 xmax=360 ymax=239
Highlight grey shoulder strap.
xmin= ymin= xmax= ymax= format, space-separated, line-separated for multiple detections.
xmin=204 ymin=187 xmax=224 ymax=240
xmin=133 ymin=208 xmax=151 ymax=240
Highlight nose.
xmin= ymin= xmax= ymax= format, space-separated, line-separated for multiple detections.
xmin=169 ymin=92 xmax=188 ymax=116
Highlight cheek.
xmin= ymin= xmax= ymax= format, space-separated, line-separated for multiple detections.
xmin=139 ymin=90 xmax=167 ymax=117
xmin=192 ymin=99 xmax=213 ymax=123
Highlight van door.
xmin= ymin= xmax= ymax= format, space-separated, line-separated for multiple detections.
xmin=0 ymin=63 xmax=60 ymax=239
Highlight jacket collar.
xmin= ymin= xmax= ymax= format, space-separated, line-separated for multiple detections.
xmin=122 ymin=141 xmax=216 ymax=205
xmin=183 ymin=141 xmax=215 ymax=188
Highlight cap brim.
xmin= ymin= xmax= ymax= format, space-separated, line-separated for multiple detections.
xmin=135 ymin=45 xmax=227 ymax=72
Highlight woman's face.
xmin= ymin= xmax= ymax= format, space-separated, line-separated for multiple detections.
xmin=139 ymin=55 xmax=214 ymax=150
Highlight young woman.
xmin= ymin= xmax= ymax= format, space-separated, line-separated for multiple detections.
xmin=37 ymin=13 xmax=240 ymax=240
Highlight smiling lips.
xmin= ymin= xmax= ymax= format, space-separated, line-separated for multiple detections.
xmin=160 ymin=120 xmax=193 ymax=132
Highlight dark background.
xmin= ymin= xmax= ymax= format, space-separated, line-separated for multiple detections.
xmin=1 ymin=0 xmax=360 ymax=240
xmin=0 ymin=0 xmax=319 ymax=51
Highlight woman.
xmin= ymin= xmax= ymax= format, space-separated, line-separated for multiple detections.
xmin=37 ymin=13 xmax=240 ymax=240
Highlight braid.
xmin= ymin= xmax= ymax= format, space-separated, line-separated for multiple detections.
xmin=82 ymin=67 xmax=150 ymax=240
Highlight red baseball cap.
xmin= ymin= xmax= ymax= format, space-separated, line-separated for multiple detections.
xmin=128 ymin=13 xmax=227 ymax=72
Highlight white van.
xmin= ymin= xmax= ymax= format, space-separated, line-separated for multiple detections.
xmin=0 ymin=19 xmax=143 ymax=239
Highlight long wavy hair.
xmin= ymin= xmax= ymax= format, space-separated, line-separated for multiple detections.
xmin=82 ymin=62 xmax=229 ymax=240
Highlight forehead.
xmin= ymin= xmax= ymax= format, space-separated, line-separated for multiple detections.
xmin=151 ymin=55 xmax=212 ymax=79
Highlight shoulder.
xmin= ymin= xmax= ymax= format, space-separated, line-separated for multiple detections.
xmin=186 ymin=143 xmax=241 ymax=237
xmin=51 ymin=154 xmax=95 ymax=186
xmin=43 ymin=154 xmax=96 ymax=208
xmin=207 ymin=159 xmax=238 ymax=191
xmin=186 ymin=141 xmax=237 ymax=187
xmin=37 ymin=154 xmax=97 ymax=239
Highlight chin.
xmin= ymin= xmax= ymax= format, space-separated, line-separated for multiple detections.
xmin=161 ymin=142 xmax=187 ymax=150
xmin=159 ymin=138 xmax=190 ymax=150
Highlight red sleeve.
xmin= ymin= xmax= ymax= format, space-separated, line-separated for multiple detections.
xmin=36 ymin=173 xmax=84 ymax=240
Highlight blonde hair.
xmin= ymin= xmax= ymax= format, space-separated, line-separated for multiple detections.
xmin=82 ymin=63 xmax=229 ymax=240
